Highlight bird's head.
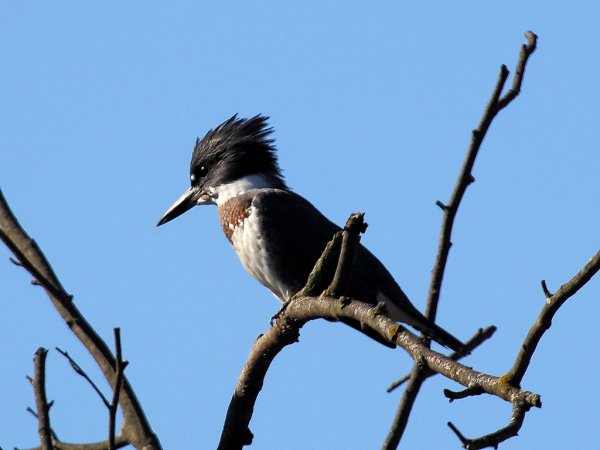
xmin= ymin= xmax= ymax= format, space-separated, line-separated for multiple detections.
xmin=157 ymin=114 xmax=286 ymax=226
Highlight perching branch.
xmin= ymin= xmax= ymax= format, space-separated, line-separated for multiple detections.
xmin=218 ymin=214 xmax=541 ymax=449
xmin=219 ymin=290 xmax=541 ymax=450
xmin=387 ymin=326 xmax=497 ymax=393
xmin=0 ymin=189 xmax=161 ymax=450
xmin=383 ymin=31 xmax=538 ymax=450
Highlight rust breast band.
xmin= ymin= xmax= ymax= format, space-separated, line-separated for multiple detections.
xmin=218 ymin=196 xmax=253 ymax=243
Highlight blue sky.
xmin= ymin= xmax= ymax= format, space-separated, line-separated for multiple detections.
xmin=1 ymin=2 xmax=599 ymax=449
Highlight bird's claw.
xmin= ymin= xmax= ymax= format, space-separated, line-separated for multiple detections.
xmin=270 ymin=299 xmax=292 ymax=326
xmin=339 ymin=296 xmax=352 ymax=308
xmin=372 ymin=301 xmax=388 ymax=318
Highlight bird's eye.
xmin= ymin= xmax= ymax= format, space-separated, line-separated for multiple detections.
xmin=191 ymin=165 xmax=207 ymax=186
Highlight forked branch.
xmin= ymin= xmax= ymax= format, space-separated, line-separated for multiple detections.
xmin=0 ymin=189 xmax=160 ymax=450
xmin=218 ymin=215 xmax=542 ymax=450
xmin=427 ymin=30 xmax=537 ymax=322
xmin=507 ymin=250 xmax=600 ymax=386
xmin=384 ymin=31 xmax=538 ymax=450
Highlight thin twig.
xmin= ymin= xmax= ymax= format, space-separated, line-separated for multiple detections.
xmin=295 ymin=232 xmax=342 ymax=298
xmin=386 ymin=374 xmax=411 ymax=393
xmin=383 ymin=364 xmax=426 ymax=449
xmin=56 ymin=348 xmax=110 ymax=409
xmin=497 ymin=31 xmax=538 ymax=109
xmin=326 ymin=213 xmax=367 ymax=297
xmin=25 ymin=407 xmax=59 ymax=442
xmin=448 ymin=401 xmax=528 ymax=450
xmin=444 ymin=385 xmax=484 ymax=401
xmin=109 ymin=328 xmax=129 ymax=450
xmin=540 ymin=279 xmax=553 ymax=298
xmin=0 ymin=228 xmax=71 ymax=303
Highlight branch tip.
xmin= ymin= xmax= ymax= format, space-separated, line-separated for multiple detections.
xmin=327 ymin=212 xmax=366 ymax=297
xmin=447 ymin=421 xmax=468 ymax=444
xmin=524 ymin=31 xmax=537 ymax=50
xmin=9 ymin=256 xmax=23 ymax=266
xmin=540 ymin=280 xmax=552 ymax=298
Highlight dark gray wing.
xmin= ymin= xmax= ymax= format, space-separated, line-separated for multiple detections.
xmin=252 ymin=189 xmax=466 ymax=353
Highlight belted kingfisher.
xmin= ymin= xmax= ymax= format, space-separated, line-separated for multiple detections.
xmin=157 ymin=114 xmax=467 ymax=354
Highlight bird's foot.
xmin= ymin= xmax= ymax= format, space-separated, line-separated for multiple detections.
xmin=371 ymin=301 xmax=388 ymax=318
xmin=339 ymin=296 xmax=352 ymax=308
xmin=270 ymin=300 xmax=292 ymax=326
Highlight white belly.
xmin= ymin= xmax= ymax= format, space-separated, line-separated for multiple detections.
xmin=230 ymin=206 xmax=292 ymax=301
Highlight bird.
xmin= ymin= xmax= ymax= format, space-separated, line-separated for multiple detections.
xmin=157 ymin=114 xmax=467 ymax=354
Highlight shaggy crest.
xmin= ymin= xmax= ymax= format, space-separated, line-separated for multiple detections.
xmin=189 ymin=114 xmax=286 ymax=189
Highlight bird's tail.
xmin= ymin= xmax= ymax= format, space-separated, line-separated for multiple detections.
xmin=340 ymin=312 xmax=469 ymax=354
xmin=407 ymin=314 xmax=469 ymax=356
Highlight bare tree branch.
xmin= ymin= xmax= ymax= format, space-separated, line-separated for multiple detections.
xmin=448 ymin=401 xmax=528 ymax=450
xmin=426 ymin=30 xmax=537 ymax=324
xmin=383 ymin=31 xmax=538 ymax=449
xmin=387 ymin=326 xmax=497 ymax=393
xmin=31 ymin=348 xmax=53 ymax=450
xmin=383 ymin=363 xmax=426 ymax=449
xmin=442 ymin=250 xmax=600 ymax=449
xmin=295 ymin=232 xmax=342 ymax=298
xmin=326 ymin=212 xmax=367 ymax=297
xmin=0 ymin=189 xmax=161 ymax=450
xmin=20 ymin=434 xmax=129 ymax=450
xmin=506 ymin=249 xmax=600 ymax=386
xmin=219 ymin=290 xmax=540 ymax=449
xmin=442 ymin=233 xmax=598 ymax=445
xmin=109 ymin=328 xmax=129 ymax=450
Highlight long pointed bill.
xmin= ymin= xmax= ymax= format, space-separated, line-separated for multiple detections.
xmin=157 ymin=187 xmax=203 ymax=226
